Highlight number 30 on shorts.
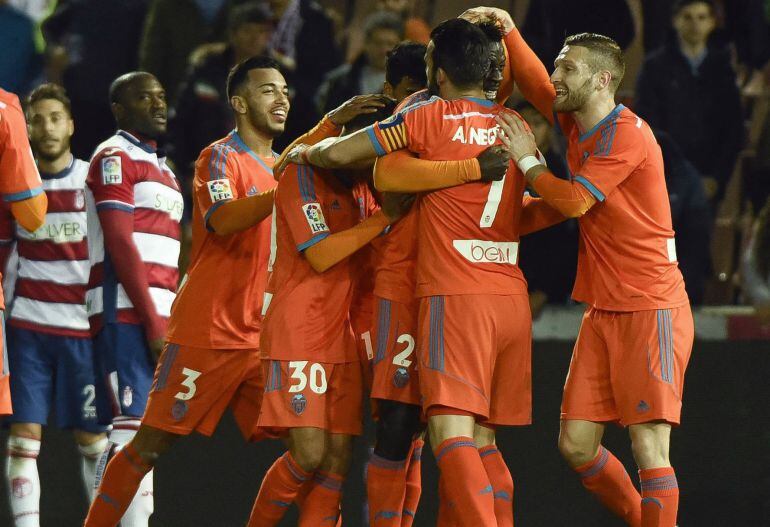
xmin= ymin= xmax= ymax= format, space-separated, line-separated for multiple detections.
xmin=288 ymin=361 xmax=328 ymax=394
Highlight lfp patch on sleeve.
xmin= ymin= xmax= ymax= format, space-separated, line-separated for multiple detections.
xmin=207 ymin=179 xmax=234 ymax=202
xmin=101 ymin=156 xmax=122 ymax=185
xmin=302 ymin=203 xmax=329 ymax=233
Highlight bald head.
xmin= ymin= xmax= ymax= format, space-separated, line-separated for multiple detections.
xmin=109 ymin=72 xmax=168 ymax=139
xmin=109 ymin=72 xmax=158 ymax=105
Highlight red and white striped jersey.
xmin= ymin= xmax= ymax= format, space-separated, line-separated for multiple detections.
xmin=1 ymin=156 xmax=91 ymax=337
xmin=85 ymin=130 xmax=183 ymax=334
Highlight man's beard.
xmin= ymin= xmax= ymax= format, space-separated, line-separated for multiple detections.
xmin=33 ymin=140 xmax=69 ymax=163
xmin=248 ymin=110 xmax=283 ymax=139
xmin=553 ymin=78 xmax=593 ymax=113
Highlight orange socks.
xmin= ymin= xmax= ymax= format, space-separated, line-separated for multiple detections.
xmin=298 ymin=471 xmax=344 ymax=527
xmin=639 ymin=467 xmax=679 ymax=527
xmin=401 ymin=439 xmax=423 ymax=526
xmin=367 ymin=453 xmax=408 ymax=526
xmin=248 ymin=451 xmax=311 ymax=527
xmin=84 ymin=444 xmax=152 ymax=527
xmin=479 ymin=445 xmax=514 ymax=527
xmin=434 ymin=436 xmax=495 ymax=527
xmin=574 ymin=446 xmax=642 ymax=526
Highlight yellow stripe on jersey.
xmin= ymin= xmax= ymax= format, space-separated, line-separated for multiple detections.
xmin=382 ymin=123 xmax=407 ymax=152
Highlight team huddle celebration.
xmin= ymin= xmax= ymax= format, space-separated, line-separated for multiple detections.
xmin=0 ymin=1 xmax=707 ymax=526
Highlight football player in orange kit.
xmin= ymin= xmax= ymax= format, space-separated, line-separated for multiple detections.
xmin=471 ymin=7 xmax=693 ymax=527
xmin=0 ymin=87 xmax=48 ymax=416
xmin=246 ymin=103 xmax=415 ymax=527
xmin=284 ymin=19 xmax=567 ymax=527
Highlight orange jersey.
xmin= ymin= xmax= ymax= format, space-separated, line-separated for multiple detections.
xmin=166 ymin=131 xmax=277 ymax=348
xmin=261 ymin=164 xmax=375 ymax=363
xmin=350 ymin=188 xmax=380 ymax=322
xmin=0 ymin=89 xmax=44 ymax=310
xmin=368 ymin=96 xmax=528 ymax=297
xmin=370 ymin=90 xmax=429 ymax=304
xmin=557 ymin=106 xmax=689 ymax=311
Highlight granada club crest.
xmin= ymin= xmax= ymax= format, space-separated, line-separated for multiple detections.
xmin=122 ymin=385 xmax=133 ymax=408
xmin=74 ymin=190 xmax=85 ymax=210
xmin=291 ymin=393 xmax=307 ymax=415
xmin=12 ymin=477 xmax=32 ymax=498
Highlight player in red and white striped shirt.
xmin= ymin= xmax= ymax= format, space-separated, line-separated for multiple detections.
xmin=85 ymin=72 xmax=184 ymax=527
xmin=1 ymin=84 xmax=108 ymax=527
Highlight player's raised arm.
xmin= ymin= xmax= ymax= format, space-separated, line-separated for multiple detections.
xmin=461 ymin=7 xmax=556 ymax=123
xmin=273 ymin=94 xmax=390 ymax=179
xmin=196 ymin=144 xmax=275 ymax=236
xmin=373 ymin=146 xmax=509 ymax=192
xmin=279 ymin=163 xmax=411 ymax=274
xmin=519 ymin=194 xmax=567 ymax=235
xmin=497 ymin=112 xmax=596 ymax=218
xmin=304 ymin=192 xmax=412 ymax=273
xmin=298 ymin=126 xmax=381 ymax=169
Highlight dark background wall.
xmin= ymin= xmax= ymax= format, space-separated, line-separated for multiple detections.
xmin=2 ymin=340 xmax=768 ymax=526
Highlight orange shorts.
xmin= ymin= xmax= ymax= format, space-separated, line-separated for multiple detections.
xmin=351 ymin=307 xmax=374 ymax=391
xmin=142 ymin=343 xmax=266 ymax=440
xmin=370 ymin=297 xmax=421 ymax=406
xmin=1 ymin=312 xmax=10 ymax=415
xmin=561 ymin=305 xmax=694 ymax=426
xmin=417 ymin=294 xmax=532 ymax=426
xmin=258 ymin=360 xmax=363 ymax=435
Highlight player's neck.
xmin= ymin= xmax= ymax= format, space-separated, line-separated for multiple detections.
xmin=37 ymin=151 xmax=72 ymax=175
xmin=677 ymin=36 xmax=708 ymax=60
xmin=572 ymin=98 xmax=618 ymax=136
xmin=235 ymin=125 xmax=274 ymax=157
xmin=440 ymin=83 xmax=486 ymax=101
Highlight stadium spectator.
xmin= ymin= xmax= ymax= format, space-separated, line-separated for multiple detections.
xmin=521 ymin=0 xmax=636 ymax=67
xmin=0 ymin=0 xmax=40 ymax=94
xmin=345 ymin=0 xmax=430 ymax=62
xmin=42 ymin=0 xmax=150 ymax=159
xmin=139 ymin=0 xmax=250 ymax=106
xmin=515 ymin=102 xmax=577 ymax=312
xmin=316 ymin=11 xmax=403 ymax=115
xmin=742 ymin=197 xmax=770 ymax=321
xmin=716 ymin=0 xmax=770 ymax=96
xmin=656 ymin=129 xmax=712 ymax=305
xmin=170 ymin=2 xmax=273 ymax=183
xmin=635 ymin=0 xmax=743 ymax=204
xmin=267 ymin=0 xmax=342 ymax=150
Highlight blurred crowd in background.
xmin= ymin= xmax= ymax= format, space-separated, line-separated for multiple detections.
xmin=2 ymin=0 xmax=770 ymax=313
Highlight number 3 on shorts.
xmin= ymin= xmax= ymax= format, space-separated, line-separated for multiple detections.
xmin=175 ymin=367 xmax=202 ymax=401
xmin=288 ymin=361 xmax=328 ymax=394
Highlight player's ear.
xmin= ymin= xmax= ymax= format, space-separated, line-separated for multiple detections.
xmin=436 ymin=67 xmax=448 ymax=87
xmin=230 ymin=95 xmax=247 ymax=115
xmin=597 ymin=70 xmax=612 ymax=91
xmin=383 ymin=81 xmax=394 ymax=99
xmin=110 ymin=102 xmax=125 ymax=122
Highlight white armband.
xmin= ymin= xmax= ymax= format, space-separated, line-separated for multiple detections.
xmin=516 ymin=154 xmax=543 ymax=175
